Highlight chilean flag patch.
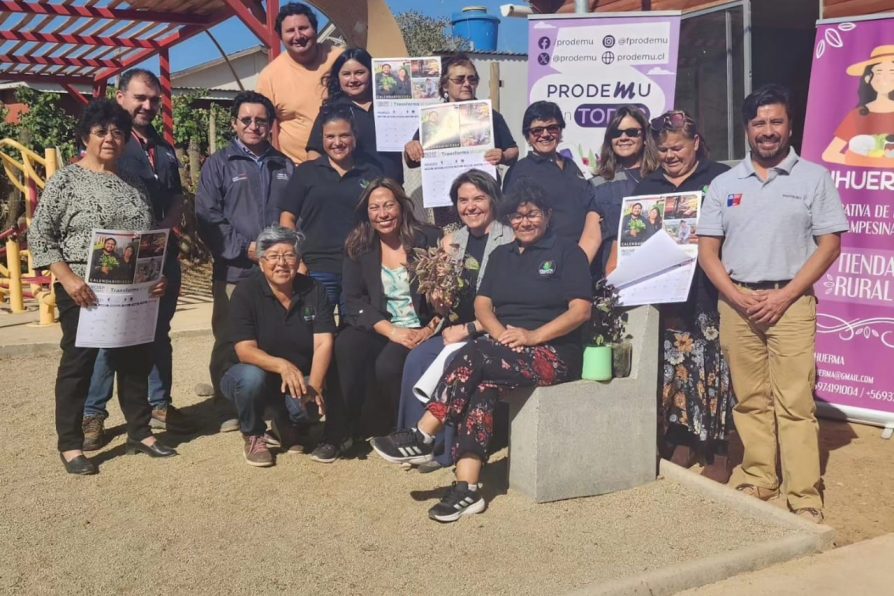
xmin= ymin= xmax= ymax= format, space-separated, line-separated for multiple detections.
xmin=726 ymin=193 xmax=742 ymax=207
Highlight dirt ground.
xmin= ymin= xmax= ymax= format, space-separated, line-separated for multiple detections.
xmin=1 ymin=334 xmax=892 ymax=593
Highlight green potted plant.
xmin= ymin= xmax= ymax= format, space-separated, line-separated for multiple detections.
xmin=582 ymin=280 xmax=632 ymax=381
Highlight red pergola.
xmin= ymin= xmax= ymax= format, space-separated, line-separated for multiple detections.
xmin=0 ymin=0 xmax=285 ymax=143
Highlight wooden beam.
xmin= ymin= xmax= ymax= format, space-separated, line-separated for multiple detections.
xmin=0 ymin=1 xmax=212 ymax=26
xmin=0 ymin=72 xmax=94 ymax=86
xmin=0 ymin=29 xmax=162 ymax=49
xmin=159 ymin=49 xmax=174 ymax=145
xmin=0 ymin=54 xmax=123 ymax=69
xmin=221 ymin=0 xmax=273 ymax=47
xmin=62 ymin=83 xmax=89 ymax=106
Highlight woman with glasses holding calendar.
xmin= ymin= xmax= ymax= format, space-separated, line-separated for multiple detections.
xmin=403 ymin=54 xmax=518 ymax=171
xmin=590 ymin=106 xmax=659 ymax=278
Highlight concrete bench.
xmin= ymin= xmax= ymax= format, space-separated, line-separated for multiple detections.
xmin=503 ymin=305 xmax=660 ymax=503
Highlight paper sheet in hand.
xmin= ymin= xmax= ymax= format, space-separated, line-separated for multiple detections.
xmin=607 ymin=231 xmax=696 ymax=305
xmin=413 ymin=341 xmax=467 ymax=402
xmin=420 ymin=100 xmax=496 ymax=208
xmin=372 ymin=57 xmax=443 ymax=152
xmin=76 ymin=228 xmax=168 ymax=348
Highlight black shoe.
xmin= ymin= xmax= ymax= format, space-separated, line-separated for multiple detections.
xmin=370 ymin=428 xmax=434 ymax=465
xmin=60 ymin=453 xmax=97 ymax=475
xmin=125 ymin=438 xmax=178 ymax=458
xmin=309 ymin=438 xmax=353 ymax=464
xmin=428 ymin=482 xmax=485 ymax=523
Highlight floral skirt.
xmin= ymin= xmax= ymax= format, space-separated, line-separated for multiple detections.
xmin=427 ymin=336 xmax=571 ymax=462
xmin=661 ymin=310 xmax=734 ymax=445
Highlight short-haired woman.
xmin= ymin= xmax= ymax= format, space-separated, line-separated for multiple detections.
xmin=504 ymin=100 xmax=603 ymax=266
xmin=30 ymin=99 xmax=174 ymax=475
xmin=395 ymin=169 xmax=514 ymax=473
xmin=219 ymin=226 xmax=335 ymax=467
xmin=321 ymin=179 xmax=442 ymax=463
xmin=372 ymin=185 xmax=592 ymax=522
xmin=635 ymin=110 xmax=734 ymax=481
xmin=280 ymin=103 xmax=383 ymax=310
xmin=589 ymin=105 xmax=659 ymax=277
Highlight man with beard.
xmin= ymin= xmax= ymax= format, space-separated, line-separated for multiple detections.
xmin=620 ymin=201 xmax=645 ymax=244
xmin=698 ymin=84 xmax=849 ymax=524
xmin=81 ymin=69 xmax=187 ymax=449
xmin=257 ymin=2 xmax=343 ymax=164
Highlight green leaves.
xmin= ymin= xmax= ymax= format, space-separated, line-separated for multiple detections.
xmin=12 ymin=87 xmax=78 ymax=162
xmin=396 ymin=11 xmax=470 ymax=56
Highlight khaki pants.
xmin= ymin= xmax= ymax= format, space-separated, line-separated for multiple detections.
xmin=719 ymin=289 xmax=822 ymax=511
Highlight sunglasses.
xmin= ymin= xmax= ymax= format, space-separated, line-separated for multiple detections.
xmin=650 ymin=111 xmax=693 ymax=134
xmin=448 ymin=75 xmax=479 ymax=85
xmin=609 ymin=127 xmax=643 ymax=139
xmin=237 ymin=117 xmax=270 ymax=129
xmin=528 ymin=125 xmax=561 ymax=137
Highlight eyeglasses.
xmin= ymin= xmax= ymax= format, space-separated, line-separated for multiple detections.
xmin=650 ymin=111 xmax=693 ymax=134
xmin=528 ymin=125 xmax=561 ymax=138
xmin=90 ymin=128 xmax=126 ymax=141
xmin=609 ymin=127 xmax=643 ymax=139
xmin=237 ymin=117 xmax=270 ymax=129
xmin=508 ymin=210 xmax=545 ymax=224
xmin=448 ymin=75 xmax=479 ymax=85
xmin=262 ymin=252 xmax=298 ymax=263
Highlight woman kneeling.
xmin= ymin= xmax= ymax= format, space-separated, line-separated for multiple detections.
xmin=371 ymin=185 xmax=592 ymax=522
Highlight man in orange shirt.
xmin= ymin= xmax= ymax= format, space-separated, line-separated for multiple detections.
xmin=257 ymin=2 xmax=343 ymax=164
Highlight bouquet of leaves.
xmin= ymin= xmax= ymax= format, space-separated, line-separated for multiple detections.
xmin=628 ymin=218 xmax=646 ymax=237
xmin=407 ymin=244 xmax=466 ymax=321
xmin=100 ymin=254 xmax=119 ymax=273
xmin=586 ymin=279 xmax=629 ymax=346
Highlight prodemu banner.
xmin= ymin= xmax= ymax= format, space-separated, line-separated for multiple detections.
xmin=801 ymin=14 xmax=894 ymax=429
xmin=527 ymin=12 xmax=681 ymax=176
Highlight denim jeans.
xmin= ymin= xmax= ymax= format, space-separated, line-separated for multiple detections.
xmin=396 ymin=335 xmax=457 ymax=467
xmin=84 ymin=256 xmax=181 ymax=418
xmin=308 ymin=271 xmax=342 ymax=318
xmin=219 ymin=363 xmax=292 ymax=436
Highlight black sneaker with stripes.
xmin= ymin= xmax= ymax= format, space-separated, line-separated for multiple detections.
xmin=370 ymin=428 xmax=434 ymax=465
xmin=428 ymin=482 xmax=485 ymax=523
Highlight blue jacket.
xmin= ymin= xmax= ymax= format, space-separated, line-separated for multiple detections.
xmin=195 ymin=141 xmax=294 ymax=282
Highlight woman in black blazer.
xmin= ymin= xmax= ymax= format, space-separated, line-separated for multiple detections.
xmin=320 ymin=179 xmax=441 ymax=462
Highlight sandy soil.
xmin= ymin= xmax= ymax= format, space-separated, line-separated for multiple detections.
xmin=0 ymin=334 xmax=891 ymax=594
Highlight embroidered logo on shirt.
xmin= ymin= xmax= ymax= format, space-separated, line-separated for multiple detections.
xmin=726 ymin=193 xmax=742 ymax=207
xmin=538 ymin=260 xmax=556 ymax=277
xmin=231 ymin=174 xmax=248 ymax=183
xmin=302 ymin=306 xmax=316 ymax=322
xmin=275 ymin=172 xmax=289 ymax=180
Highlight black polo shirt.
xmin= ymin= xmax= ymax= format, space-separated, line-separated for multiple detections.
xmin=280 ymin=156 xmax=382 ymax=274
xmin=226 ymin=269 xmax=336 ymax=372
xmin=306 ymin=96 xmax=404 ymax=182
xmin=503 ymin=154 xmax=602 ymax=245
xmin=634 ymin=159 xmax=730 ymax=195
xmin=477 ymin=233 xmax=592 ymax=372
xmin=412 ymin=108 xmax=517 ymax=152
xmin=119 ymin=125 xmax=182 ymax=222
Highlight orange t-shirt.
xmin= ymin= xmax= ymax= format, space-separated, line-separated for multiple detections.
xmin=257 ymin=42 xmax=344 ymax=164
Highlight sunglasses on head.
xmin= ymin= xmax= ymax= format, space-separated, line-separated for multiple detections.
xmin=650 ymin=111 xmax=692 ymax=134
xmin=609 ymin=127 xmax=643 ymax=139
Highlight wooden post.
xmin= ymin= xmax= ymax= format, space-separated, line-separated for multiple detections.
xmin=208 ymin=108 xmax=217 ymax=155
xmin=489 ymin=62 xmax=501 ymax=112
xmin=6 ymin=238 xmax=24 ymax=313
xmin=159 ymin=48 xmax=175 ymax=145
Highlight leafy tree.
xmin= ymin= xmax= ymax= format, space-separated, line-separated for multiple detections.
xmin=13 ymin=87 xmax=78 ymax=162
xmin=396 ymin=11 xmax=469 ymax=56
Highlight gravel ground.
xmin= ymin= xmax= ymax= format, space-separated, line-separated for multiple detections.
xmin=0 ymin=334 xmax=872 ymax=594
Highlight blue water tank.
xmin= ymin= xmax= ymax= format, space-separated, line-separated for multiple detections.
xmin=451 ymin=6 xmax=500 ymax=52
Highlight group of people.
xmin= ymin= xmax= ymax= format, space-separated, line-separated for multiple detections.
xmin=29 ymin=1 xmax=847 ymax=525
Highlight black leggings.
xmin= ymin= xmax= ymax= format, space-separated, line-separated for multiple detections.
xmin=332 ymin=325 xmax=411 ymax=438
xmin=55 ymin=284 xmax=153 ymax=451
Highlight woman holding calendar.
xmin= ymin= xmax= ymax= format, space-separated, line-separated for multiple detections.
xmin=30 ymin=99 xmax=175 ymax=476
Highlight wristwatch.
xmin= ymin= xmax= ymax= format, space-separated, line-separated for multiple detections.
xmin=466 ymin=322 xmax=478 ymax=338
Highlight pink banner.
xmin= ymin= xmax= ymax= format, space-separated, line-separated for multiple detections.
xmin=802 ymin=17 xmax=894 ymax=417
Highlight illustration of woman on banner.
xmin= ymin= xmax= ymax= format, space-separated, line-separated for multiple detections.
xmin=822 ymin=45 xmax=894 ymax=169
